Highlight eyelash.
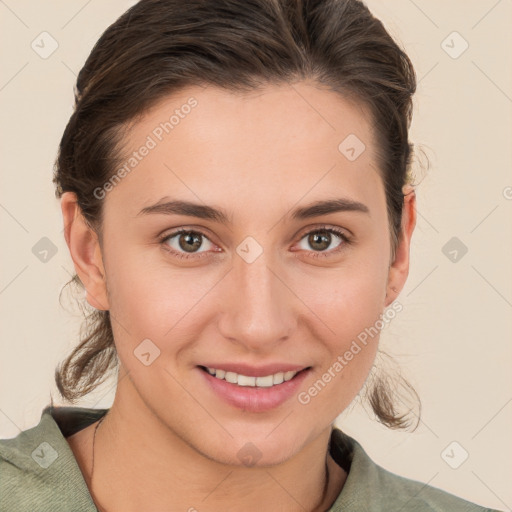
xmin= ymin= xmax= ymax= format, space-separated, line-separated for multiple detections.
xmin=158 ymin=225 xmax=353 ymax=261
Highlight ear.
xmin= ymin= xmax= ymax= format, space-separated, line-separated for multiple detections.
xmin=385 ymin=184 xmax=416 ymax=307
xmin=61 ymin=192 xmax=110 ymax=311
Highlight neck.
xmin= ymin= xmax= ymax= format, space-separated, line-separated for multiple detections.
xmin=86 ymin=374 xmax=346 ymax=512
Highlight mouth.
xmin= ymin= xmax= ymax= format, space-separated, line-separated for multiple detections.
xmin=198 ymin=365 xmax=310 ymax=388
xmin=197 ymin=364 xmax=312 ymax=412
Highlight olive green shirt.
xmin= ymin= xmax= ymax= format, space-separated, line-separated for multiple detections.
xmin=0 ymin=406 xmax=502 ymax=511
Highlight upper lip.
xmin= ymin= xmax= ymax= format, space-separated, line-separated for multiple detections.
xmin=199 ymin=363 xmax=309 ymax=377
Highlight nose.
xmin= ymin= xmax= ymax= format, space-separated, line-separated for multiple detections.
xmin=217 ymin=248 xmax=298 ymax=353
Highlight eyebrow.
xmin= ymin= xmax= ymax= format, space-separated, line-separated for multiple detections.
xmin=136 ymin=197 xmax=370 ymax=223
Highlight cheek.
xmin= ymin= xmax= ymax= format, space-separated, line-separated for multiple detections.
xmin=293 ymin=250 xmax=388 ymax=341
xmin=104 ymin=246 xmax=220 ymax=358
xmin=296 ymin=272 xmax=383 ymax=418
xmin=297 ymin=344 xmax=377 ymax=424
xmin=105 ymin=242 xmax=182 ymax=320
xmin=292 ymin=253 xmax=386 ymax=414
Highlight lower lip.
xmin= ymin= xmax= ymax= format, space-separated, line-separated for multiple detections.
xmin=198 ymin=367 xmax=311 ymax=413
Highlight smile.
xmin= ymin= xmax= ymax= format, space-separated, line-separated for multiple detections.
xmin=198 ymin=364 xmax=311 ymax=412
xmin=202 ymin=366 xmax=299 ymax=387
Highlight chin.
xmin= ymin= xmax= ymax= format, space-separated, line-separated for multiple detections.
xmin=199 ymin=429 xmax=308 ymax=468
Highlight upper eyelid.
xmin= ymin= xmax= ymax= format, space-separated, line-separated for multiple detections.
xmin=296 ymin=225 xmax=350 ymax=239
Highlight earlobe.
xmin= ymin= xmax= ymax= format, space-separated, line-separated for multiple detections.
xmin=61 ymin=192 xmax=110 ymax=311
xmin=385 ymin=185 xmax=417 ymax=306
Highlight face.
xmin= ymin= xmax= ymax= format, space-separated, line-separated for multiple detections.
xmin=65 ymin=81 xmax=414 ymax=466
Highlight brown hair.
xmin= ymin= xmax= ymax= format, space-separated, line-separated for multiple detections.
xmin=53 ymin=0 xmax=422 ymax=429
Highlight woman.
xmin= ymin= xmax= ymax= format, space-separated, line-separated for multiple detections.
xmin=0 ymin=0 xmax=503 ymax=510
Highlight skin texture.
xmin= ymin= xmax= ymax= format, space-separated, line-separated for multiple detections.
xmin=62 ymin=81 xmax=416 ymax=512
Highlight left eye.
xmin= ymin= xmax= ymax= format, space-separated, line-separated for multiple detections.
xmin=296 ymin=228 xmax=349 ymax=255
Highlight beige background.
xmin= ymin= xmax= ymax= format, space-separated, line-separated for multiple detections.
xmin=1 ymin=1 xmax=511 ymax=510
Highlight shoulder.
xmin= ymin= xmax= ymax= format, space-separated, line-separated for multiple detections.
xmin=363 ymin=461 xmax=497 ymax=511
xmin=0 ymin=406 xmax=102 ymax=512
xmin=328 ymin=428 xmax=503 ymax=512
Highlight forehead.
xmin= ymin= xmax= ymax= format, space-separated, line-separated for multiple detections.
xmin=104 ymin=81 xmax=382 ymax=219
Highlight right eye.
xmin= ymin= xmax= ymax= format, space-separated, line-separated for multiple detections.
xmin=159 ymin=229 xmax=217 ymax=259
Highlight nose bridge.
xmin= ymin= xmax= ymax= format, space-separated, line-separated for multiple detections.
xmin=218 ymin=248 xmax=295 ymax=348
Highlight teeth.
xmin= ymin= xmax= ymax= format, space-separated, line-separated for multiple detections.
xmin=284 ymin=371 xmax=296 ymax=382
xmin=225 ymin=371 xmax=238 ymax=384
xmin=273 ymin=372 xmax=284 ymax=385
xmin=205 ymin=367 xmax=299 ymax=387
xmin=237 ymin=375 xmax=256 ymax=387
xmin=255 ymin=375 xmax=274 ymax=387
